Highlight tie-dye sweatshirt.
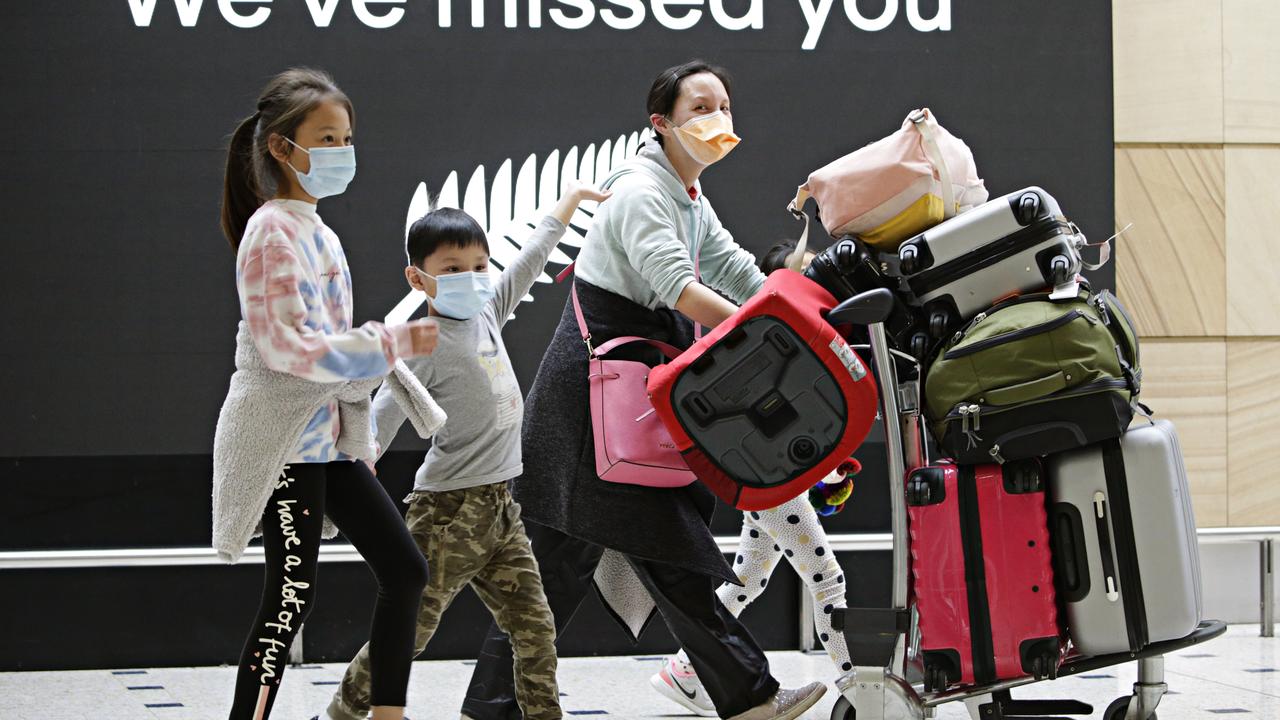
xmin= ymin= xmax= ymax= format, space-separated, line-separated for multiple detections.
xmin=236 ymin=199 xmax=413 ymax=464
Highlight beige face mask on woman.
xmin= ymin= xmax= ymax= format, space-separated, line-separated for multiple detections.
xmin=670 ymin=111 xmax=741 ymax=166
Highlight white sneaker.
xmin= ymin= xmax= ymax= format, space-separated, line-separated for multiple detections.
xmin=649 ymin=653 xmax=718 ymax=717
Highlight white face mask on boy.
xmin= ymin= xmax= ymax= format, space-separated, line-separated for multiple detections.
xmin=415 ymin=268 xmax=495 ymax=320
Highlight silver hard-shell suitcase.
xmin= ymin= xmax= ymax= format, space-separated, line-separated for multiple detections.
xmin=896 ymin=186 xmax=1087 ymax=340
xmin=1046 ymin=419 xmax=1203 ymax=655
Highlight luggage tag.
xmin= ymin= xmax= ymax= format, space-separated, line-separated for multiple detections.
xmin=1048 ymin=223 xmax=1124 ymax=300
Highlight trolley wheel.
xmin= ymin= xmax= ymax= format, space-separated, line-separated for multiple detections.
xmin=1104 ymin=695 xmax=1156 ymax=720
xmin=830 ymin=695 xmax=855 ymax=720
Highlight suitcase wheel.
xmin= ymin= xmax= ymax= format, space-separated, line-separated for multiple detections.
xmin=900 ymin=244 xmax=921 ymax=275
xmin=922 ymin=651 xmax=960 ymax=693
xmin=928 ymin=311 xmax=950 ymax=340
xmin=909 ymin=333 xmax=930 ymax=361
xmin=1049 ymin=254 xmax=1073 ymax=286
xmin=1019 ymin=637 xmax=1061 ymax=681
xmin=906 ymin=468 xmax=946 ymax=506
xmin=1029 ymin=653 xmax=1050 ymax=680
xmin=906 ymin=478 xmax=930 ymax=506
xmin=1015 ymin=191 xmax=1042 ymax=225
xmin=1003 ymin=459 xmax=1044 ymax=494
xmin=835 ymin=238 xmax=856 ymax=270
xmin=924 ymin=664 xmax=950 ymax=693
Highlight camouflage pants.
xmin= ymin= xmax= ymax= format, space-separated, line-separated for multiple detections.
xmin=328 ymin=483 xmax=560 ymax=720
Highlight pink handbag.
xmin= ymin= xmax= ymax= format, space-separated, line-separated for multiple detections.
xmin=570 ymin=279 xmax=697 ymax=488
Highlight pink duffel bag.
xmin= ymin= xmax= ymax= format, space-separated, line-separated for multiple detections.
xmin=788 ymin=108 xmax=988 ymax=253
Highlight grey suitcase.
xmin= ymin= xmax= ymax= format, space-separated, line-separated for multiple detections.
xmin=896 ymin=186 xmax=1087 ymax=342
xmin=1046 ymin=419 xmax=1203 ymax=655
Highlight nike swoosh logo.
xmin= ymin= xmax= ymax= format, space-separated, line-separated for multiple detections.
xmin=670 ymin=672 xmax=698 ymax=700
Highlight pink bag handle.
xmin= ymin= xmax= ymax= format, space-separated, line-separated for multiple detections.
xmin=566 ymin=278 xmax=683 ymax=359
xmin=555 ymin=240 xmax=703 ymax=359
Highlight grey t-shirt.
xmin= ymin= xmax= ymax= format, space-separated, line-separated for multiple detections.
xmin=371 ymin=215 xmax=566 ymax=492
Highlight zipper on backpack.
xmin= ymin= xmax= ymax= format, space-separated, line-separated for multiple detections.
xmin=959 ymin=404 xmax=983 ymax=449
xmin=943 ymin=310 xmax=1087 ymax=360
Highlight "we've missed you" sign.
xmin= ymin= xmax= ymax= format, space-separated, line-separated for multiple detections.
xmin=125 ymin=0 xmax=952 ymax=50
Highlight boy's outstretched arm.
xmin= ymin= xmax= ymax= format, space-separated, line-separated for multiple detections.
xmin=490 ymin=181 xmax=612 ymax=326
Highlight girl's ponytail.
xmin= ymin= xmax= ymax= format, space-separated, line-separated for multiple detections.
xmin=218 ymin=68 xmax=353 ymax=253
xmin=221 ymin=112 xmax=263 ymax=251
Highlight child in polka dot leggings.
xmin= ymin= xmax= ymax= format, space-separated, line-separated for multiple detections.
xmin=649 ymin=240 xmax=852 ymax=718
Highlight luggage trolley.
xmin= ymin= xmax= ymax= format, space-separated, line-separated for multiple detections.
xmin=825 ymin=290 xmax=1226 ymax=720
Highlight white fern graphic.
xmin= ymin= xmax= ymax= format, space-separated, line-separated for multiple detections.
xmin=385 ymin=128 xmax=652 ymax=325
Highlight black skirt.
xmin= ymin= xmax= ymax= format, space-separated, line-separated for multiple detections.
xmin=512 ymin=279 xmax=737 ymax=584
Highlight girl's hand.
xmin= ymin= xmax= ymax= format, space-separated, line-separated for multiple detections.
xmin=403 ymin=318 xmax=439 ymax=358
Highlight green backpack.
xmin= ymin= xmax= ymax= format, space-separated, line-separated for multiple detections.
xmin=923 ymin=288 xmax=1141 ymax=464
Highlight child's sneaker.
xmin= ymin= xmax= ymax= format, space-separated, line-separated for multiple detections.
xmin=649 ymin=651 xmax=717 ymax=717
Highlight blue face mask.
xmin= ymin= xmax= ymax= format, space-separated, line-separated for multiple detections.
xmin=284 ymin=137 xmax=356 ymax=199
xmin=416 ymin=269 xmax=495 ymax=320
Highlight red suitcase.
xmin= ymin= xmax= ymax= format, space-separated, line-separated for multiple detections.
xmin=647 ymin=270 xmax=879 ymax=511
xmin=906 ymin=460 xmax=1064 ymax=692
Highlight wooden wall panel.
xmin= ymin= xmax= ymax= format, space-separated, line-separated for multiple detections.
xmin=1139 ymin=339 xmax=1228 ymax=527
xmin=1226 ymin=146 xmax=1280 ymax=335
xmin=1114 ymin=2 xmax=1280 ymax=528
xmin=1114 ymin=0 xmax=1223 ymax=142
xmin=1115 ymin=146 xmax=1226 ymax=336
xmin=1224 ymin=0 xmax=1280 ymax=142
xmin=1227 ymin=340 xmax=1280 ymax=526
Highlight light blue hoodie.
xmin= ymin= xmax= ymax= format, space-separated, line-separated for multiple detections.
xmin=575 ymin=141 xmax=766 ymax=310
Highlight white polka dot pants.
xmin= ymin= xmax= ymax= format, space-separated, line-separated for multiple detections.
xmin=718 ymin=494 xmax=852 ymax=674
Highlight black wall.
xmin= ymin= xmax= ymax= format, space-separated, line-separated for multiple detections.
xmin=0 ymin=0 xmax=1112 ymax=669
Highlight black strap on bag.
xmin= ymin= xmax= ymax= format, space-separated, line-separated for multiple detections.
xmin=1102 ymin=438 xmax=1149 ymax=652
xmin=957 ymin=466 xmax=997 ymax=684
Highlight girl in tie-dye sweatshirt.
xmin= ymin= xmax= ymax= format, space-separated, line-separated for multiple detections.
xmin=237 ymin=196 xmax=406 ymax=463
xmin=216 ymin=68 xmax=432 ymax=720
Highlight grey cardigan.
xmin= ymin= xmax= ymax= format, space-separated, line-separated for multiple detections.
xmin=211 ymin=321 xmax=446 ymax=563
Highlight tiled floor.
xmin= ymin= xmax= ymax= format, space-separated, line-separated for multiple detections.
xmin=4 ymin=624 xmax=1278 ymax=719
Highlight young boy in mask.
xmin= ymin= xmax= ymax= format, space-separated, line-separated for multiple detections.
xmin=320 ymin=181 xmax=611 ymax=720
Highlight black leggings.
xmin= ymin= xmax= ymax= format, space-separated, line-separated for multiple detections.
xmin=462 ymin=520 xmax=778 ymax=720
xmin=228 ymin=461 xmax=429 ymax=719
